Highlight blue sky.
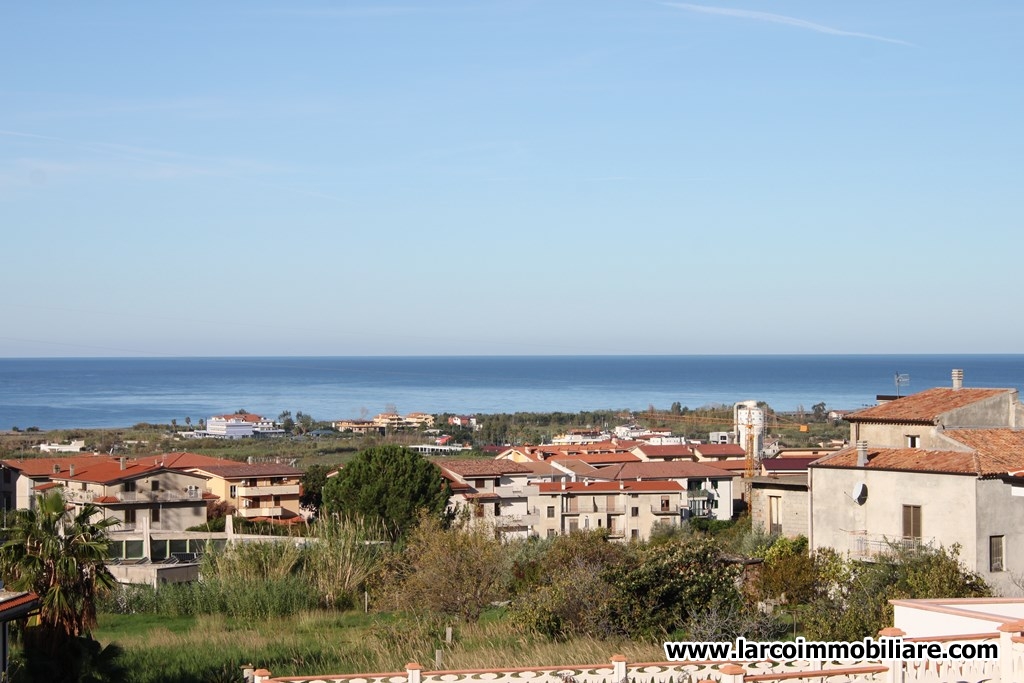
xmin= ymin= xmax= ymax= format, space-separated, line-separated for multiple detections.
xmin=1 ymin=1 xmax=1021 ymax=357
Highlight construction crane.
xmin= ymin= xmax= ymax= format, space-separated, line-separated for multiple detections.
xmin=638 ymin=408 xmax=808 ymax=497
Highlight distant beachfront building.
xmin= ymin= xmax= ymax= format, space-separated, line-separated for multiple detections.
xmin=203 ymin=413 xmax=283 ymax=439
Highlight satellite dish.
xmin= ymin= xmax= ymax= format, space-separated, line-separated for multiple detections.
xmin=852 ymin=482 xmax=867 ymax=505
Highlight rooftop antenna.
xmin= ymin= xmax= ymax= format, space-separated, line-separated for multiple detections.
xmin=895 ymin=373 xmax=910 ymax=397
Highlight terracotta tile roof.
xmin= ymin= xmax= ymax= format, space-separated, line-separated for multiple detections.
xmin=156 ymin=452 xmax=243 ymax=469
xmin=2 ymin=454 xmax=114 ymax=477
xmin=501 ymin=440 xmax=642 ymax=462
xmin=0 ymin=591 xmax=40 ymax=621
xmin=213 ymin=413 xmax=266 ymax=422
xmin=434 ymin=459 xmax=534 ymax=477
xmin=550 ymin=460 xmax=609 ymax=478
xmin=189 ymin=463 xmax=302 ymax=478
xmin=538 ymin=480 xmax=684 ymax=493
xmin=845 ymin=388 xmax=1011 ymax=424
xmin=611 ymin=461 xmax=738 ymax=480
xmin=94 ymin=496 xmax=121 ymax=504
xmin=708 ymin=460 xmax=750 ymax=471
xmin=944 ymin=429 xmax=1024 ymax=475
xmin=632 ymin=444 xmax=696 ymax=459
xmin=761 ymin=457 xmax=817 ymax=473
xmin=693 ymin=444 xmax=747 ymax=457
xmin=812 ymin=445 xmax=981 ymax=475
xmin=53 ymin=460 xmax=163 ymax=485
xmin=812 ymin=429 xmax=1024 ymax=477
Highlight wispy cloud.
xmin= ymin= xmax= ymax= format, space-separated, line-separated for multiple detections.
xmin=663 ymin=2 xmax=915 ymax=47
xmin=0 ymin=128 xmax=347 ymax=202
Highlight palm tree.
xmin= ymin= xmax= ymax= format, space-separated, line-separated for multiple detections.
xmin=0 ymin=491 xmax=119 ymax=639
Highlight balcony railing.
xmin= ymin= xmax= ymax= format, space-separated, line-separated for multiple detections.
xmin=563 ymin=503 xmax=624 ymax=514
xmin=239 ymin=506 xmax=284 ymax=518
xmin=75 ymin=489 xmax=206 ymax=504
xmin=854 ymin=534 xmax=935 ymax=559
xmin=651 ymin=504 xmax=683 ymax=515
xmin=235 ymin=484 xmax=300 ymax=498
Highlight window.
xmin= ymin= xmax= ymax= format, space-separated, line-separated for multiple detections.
xmin=229 ymin=485 xmax=237 ymax=498
xmin=661 ymin=496 xmax=671 ymax=512
xmin=902 ymin=505 xmax=922 ymax=540
xmin=123 ymin=481 xmax=136 ymax=493
xmin=631 ymin=529 xmax=639 ymax=539
xmin=152 ymin=506 xmax=161 ymax=523
xmin=631 ymin=506 xmax=639 ymax=517
xmin=493 ymin=501 xmax=501 ymax=516
xmin=473 ymin=504 xmax=484 ymax=518
xmin=151 ymin=479 xmax=160 ymax=491
xmin=193 ymin=506 xmax=203 ymax=516
xmin=990 ymin=536 xmax=1005 ymax=572
xmin=546 ymin=505 xmax=555 ymax=518
xmin=906 ymin=435 xmax=920 ymax=448
xmin=274 ymin=495 xmax=282 ymax=507
xmin=547 ymin=529 xmax=556 ymax=538
xmin=769 ymin=496 xmax=782 ymax=535
xmin=473 ymin=479 xmax=487 ymax=489
xmin=124 ymin=509 xmax=136 ymax=524
xmin=246 ymin=478 xmax=257 ymax=487
xmin=568 ymin=519 xmax=578 ymax=532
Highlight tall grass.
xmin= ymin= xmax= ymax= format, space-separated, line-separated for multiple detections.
xmin=202 ymin=537 xmax=304 ymax=582
xmin=96 ymin=610 xmax=665 ymax=683
xmin=101 ymin=576 xmax=319 ymax=620
xmin=304 ymin=514 xmax=388 ymax=609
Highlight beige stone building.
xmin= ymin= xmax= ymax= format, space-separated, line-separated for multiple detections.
xmin=810 ymin=370 xmax=1024 ymax=594
xmin=436 ymin=459 xmax=539 ymax=539
xmin=49 ymin=458 xmax=214 ymax=532
xmin=533 ymin=480 xmax=686 ymax=541
xmin=187 ymin=462 xmax=303 ymax=520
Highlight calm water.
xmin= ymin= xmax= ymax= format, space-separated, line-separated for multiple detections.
xmin=2 ymin=355 xmax=1024 ymax=430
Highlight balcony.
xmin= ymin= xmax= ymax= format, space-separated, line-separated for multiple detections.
xmin=239 ymin=506 xmax=284 ymax=518
xmin=563 ymin=503 xmax=624 ymax=514
xmin=853 ymin=534 xmax=935 ymax=560
xmin=495 ymin=512 xmax=540 ymax=527
xmin=651 ymin=504 xmax=683 ymax=515
xmin=493 ymin=484 xmax=539 ymax=498
xmin=63 ymin=489 xmax=97 ymax=503
xmin=235 ymin=484 xmax=300 ymax=498
xmin=100 ymin=490 xmax=206 ymax=504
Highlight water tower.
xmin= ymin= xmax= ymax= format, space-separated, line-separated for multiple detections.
xmin=734 ymin=400 xmax=765 ymax=460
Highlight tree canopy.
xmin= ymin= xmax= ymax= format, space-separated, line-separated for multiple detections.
xmin=299 ymin=463 xmax=331 ymax=517
xmin=321 ymin=445 xmax=451 ymax=539
xmin=0 ymin=491 xmax=119 ymax=639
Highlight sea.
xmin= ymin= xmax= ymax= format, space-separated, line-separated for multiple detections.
xmin=2 ymin=355 xmax=1024 ymax=431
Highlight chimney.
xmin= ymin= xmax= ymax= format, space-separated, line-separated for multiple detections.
xmin=619 ymin=479 xmax=625 ymax=490
xmin=952 ymin=369 xmax=964 ymax=390
xmin=560 ymin=480 xmax=566 ymax=490
xmin=69 ymin=464 xmax=75 ymax=477
xmin=53 ymin=464 xmax=60 ymax=474
xmin=856 ymin=440 xmax=869 ymax=468
xmin=119 ymin=456 xmax=126 ymax=471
